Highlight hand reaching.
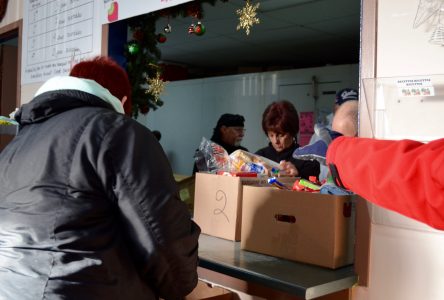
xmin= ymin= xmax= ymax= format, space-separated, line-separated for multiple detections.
xmin=293 ymin=128 xmax=342 ymax=165
xmin=279 ymin=160 xmax=299 ymax=177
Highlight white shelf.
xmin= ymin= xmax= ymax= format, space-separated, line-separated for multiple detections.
xmin=362 ymin=75 xmax=444 ymax=142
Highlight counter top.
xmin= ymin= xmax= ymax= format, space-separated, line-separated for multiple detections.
xmin=0 ymin=124 xmax=17 ymax=135
xmin=198 ymin=234 xmax=357 ymax=299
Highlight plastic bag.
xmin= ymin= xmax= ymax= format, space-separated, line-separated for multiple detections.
xmin=194 ymin=137 xmax=230 ymax=173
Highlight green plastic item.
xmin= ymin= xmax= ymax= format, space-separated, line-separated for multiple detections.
xmin=298 ymin=178 xmax=321 ymax=190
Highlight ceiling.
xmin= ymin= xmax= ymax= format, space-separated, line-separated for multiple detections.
xmin=154 ymin=0 xmax=361 ymax=77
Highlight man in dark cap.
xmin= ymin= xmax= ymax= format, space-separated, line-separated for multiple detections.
xmin=211 ymin=113 xmax=248 ymax=154
xmin=334 ymin=88 xmax=358 ymax=111
xmin=307 ymin=88 xmax=358 ymax=180
xmin=193 ymin=113 xmax=248 ymax=173
xmin=310 ymin=88 xmax=358 ymax=143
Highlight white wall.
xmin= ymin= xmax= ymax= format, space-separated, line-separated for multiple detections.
xmin=377 ymin=0 xmax=444 ymax=77
xmin=139 ymin=64 xmax=358 ymax=175
xmin=356 ymin=1 xmax=444 ymax=299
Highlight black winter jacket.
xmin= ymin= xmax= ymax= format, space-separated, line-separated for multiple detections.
xmin=0 ymin=87 xmax=200 ymax=299
xmin=255 ymin=142 xmax=320 ymax=179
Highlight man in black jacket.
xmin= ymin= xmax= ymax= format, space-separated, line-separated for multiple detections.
xmin=0 ymin=56 xmax=200 ymax=300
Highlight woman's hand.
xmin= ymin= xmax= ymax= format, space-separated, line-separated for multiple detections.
xmin=279 ymin=160 xmax=299 ymax=177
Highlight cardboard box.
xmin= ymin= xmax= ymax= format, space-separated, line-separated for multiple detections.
xmin=193 ymin=173 xmax=269 ymax=241
xmin=174 ymin=174 xmax=195 ymax=211
xmin=241 ymin=186 xmax=355 ymax=269
xmin=185 ymin=280 xmax=234 ymax=300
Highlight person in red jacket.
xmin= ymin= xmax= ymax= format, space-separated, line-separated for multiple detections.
xmin=327 ymin=137 xmax=444 ymax=230
xmin=294 ymin=100 xmax=444 ymax=230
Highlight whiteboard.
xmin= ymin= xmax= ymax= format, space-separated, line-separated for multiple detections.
xmin=21 ymin=0 xmax=102 ymax=85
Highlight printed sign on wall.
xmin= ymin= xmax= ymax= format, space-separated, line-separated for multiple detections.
xmin=102 ymin=0 xmax=193 ymax=24
xmin=396 ymin=77 xmax=435 ymax=97
xmin=22 ymin=0 xmax=102 ymax=85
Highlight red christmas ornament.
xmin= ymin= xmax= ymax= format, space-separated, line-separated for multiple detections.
xmin=188 ymin=24 xmax=195 ymax=34
xmin=133 ymin=29 xmax=143 ymax=41
xmin=157 ymin=33 xmax=167 ymax=43
xmin=194 ymin=21 xmax=206 ymax=36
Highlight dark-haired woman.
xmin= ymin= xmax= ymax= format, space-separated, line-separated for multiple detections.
xmin=256 ymin=100 xmax=320 ymax=179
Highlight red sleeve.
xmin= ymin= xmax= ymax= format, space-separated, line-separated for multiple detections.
xmin=326 ymin=136 xmax=444 ymax=230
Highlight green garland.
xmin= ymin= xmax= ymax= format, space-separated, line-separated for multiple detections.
xmin=125 ymin=14 xmax=161 ymax=117
xmin=124 ymin=0 xmax=229 ymax=117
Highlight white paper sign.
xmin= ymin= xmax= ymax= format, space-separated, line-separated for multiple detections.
xmin=22 ymin=0 xmax=102 ymax=85
xmin=102 ymin=0 xmax=193 ymax=24
xmin=396 ymin=77 xmax=435 ymax=97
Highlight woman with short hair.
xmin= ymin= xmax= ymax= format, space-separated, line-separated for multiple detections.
xmin=256 ymin=100 xmax=320 ymax=179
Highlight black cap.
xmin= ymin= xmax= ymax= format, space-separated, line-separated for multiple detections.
xmin=216 ymin=114 xmax=245 ymax=128
xmin=335 ymin=88 xmax=358 ymax=105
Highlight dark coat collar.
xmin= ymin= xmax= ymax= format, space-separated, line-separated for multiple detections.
xmin=15 ymin=90 xmax=113 ymax=125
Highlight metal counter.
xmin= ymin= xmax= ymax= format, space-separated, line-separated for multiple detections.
xmin=198 ymin=234 xmax=357 ymax=299
xmin=0 ymin=124 xmax=17 ymax=135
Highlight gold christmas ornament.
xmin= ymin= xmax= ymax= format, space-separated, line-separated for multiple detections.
xmin=236 ymin=0 xmax=260 ymax=35
xmin=145 ymin=72 xmax=166 ymax=102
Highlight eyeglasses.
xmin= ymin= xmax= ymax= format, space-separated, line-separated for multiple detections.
xmin=230 ymin=127 xmax=246 ymax=133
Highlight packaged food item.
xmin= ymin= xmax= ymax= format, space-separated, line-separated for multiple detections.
xmin=216 ymin=171 xmax=258 ymax=177
xmin=0 ymin=116 xmax=18 ymax=126
xmin=267 ymin=177 xmax=291 ymax=190
xmin=0 ymin=116 xmax=18 ymax=135
xmin=195 ymin=139 xmax=283 ymax=176
xmin=229 ymin=150 xmax=281 ymax=175
xmin=292 ymin=178 xmax=321 ymax=192
xmin=194 ymin=137 xmax=230 ymax=172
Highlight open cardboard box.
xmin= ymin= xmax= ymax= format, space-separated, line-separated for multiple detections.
xmin=241 ymin=186 xmax=355 ymax=269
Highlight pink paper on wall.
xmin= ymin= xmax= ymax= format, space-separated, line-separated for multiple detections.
xmin=299 ymin=112 xmax=314 ymax=146
xmin=300 ymin=112 xmax=314 ymax=134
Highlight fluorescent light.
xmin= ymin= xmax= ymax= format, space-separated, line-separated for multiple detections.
xmin=260 ymin=0 xmax=319 ymax=12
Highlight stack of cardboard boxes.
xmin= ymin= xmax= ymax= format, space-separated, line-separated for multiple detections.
xmin=193 ymin=173 xmax=355 ymax=269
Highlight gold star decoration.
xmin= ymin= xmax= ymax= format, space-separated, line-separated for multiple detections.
xmin=236 ymin=0 xmax=260 ymax=35
xmin=145 ymin=72 xmax=167 ymax=102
